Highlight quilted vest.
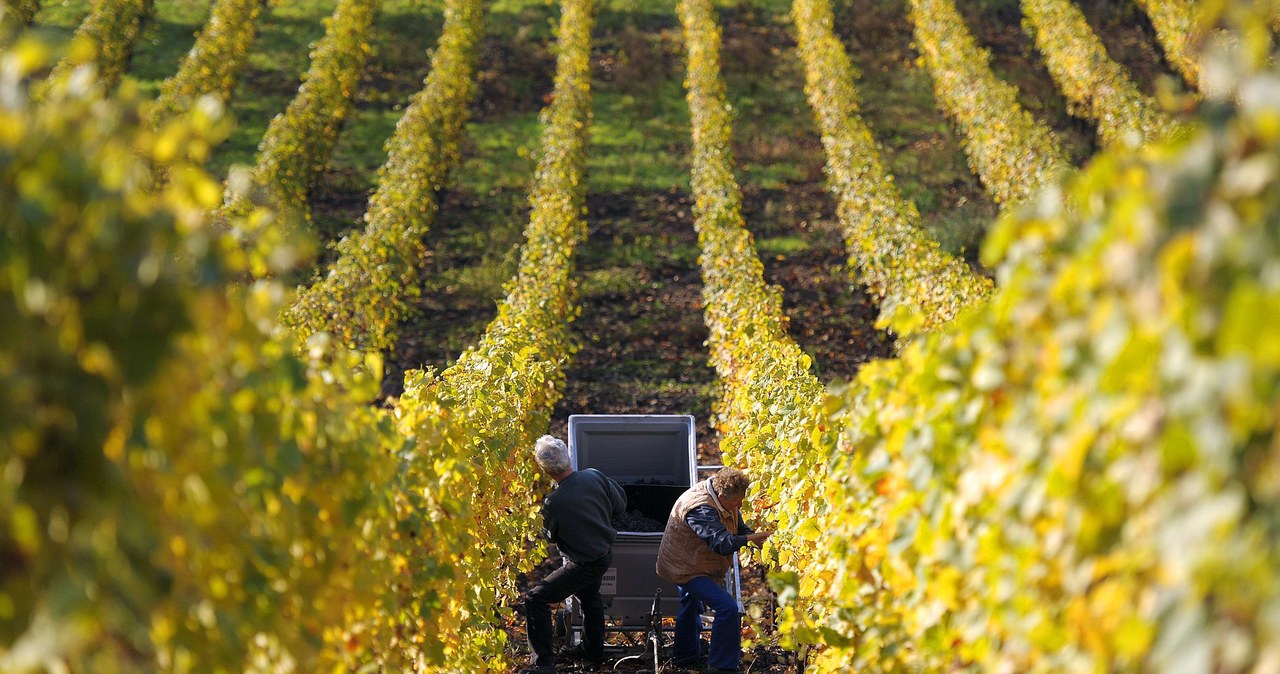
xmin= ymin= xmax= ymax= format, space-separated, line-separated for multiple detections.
xmin=655 ymin=480 xmax=739 ymax=586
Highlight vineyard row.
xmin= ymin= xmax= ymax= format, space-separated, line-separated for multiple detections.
xmin=286 ymin=0 xmax=486 ymax=352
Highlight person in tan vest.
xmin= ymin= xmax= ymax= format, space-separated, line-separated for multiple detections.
xmin=656 ymin=467 xmax=771 ymax=673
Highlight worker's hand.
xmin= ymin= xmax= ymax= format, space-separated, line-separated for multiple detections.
xmin=746 ymin=530 xmax=773 ymax=545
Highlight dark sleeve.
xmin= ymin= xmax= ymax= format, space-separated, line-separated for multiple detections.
xmin=542 ymin=498 xmax=559 ymax=543
xmin=684 ymin=505 xmax=750 ymax=556
xmin=607 ymin=477 xmax=627 ymax=520
xmin=737 ymin=512 xmax=754 ymax=536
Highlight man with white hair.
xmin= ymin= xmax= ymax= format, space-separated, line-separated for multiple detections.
xmin=520 ymin=434 xmax=626 ymax=674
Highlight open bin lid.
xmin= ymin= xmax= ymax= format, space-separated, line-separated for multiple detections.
xmin=567 ymin=414 xmax=696 ymax=487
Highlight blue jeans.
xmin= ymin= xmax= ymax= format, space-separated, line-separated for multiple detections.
xmin=674 ymin=575 xmax=739 ymax=671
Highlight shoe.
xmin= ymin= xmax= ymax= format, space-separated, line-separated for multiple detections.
xmin=557 ymin=643 xmax=605 ymax=664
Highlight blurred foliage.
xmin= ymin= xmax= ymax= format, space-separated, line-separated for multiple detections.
xmin=757 ymin=4 xmax=1280 ymax=671
xmin=39 ymin=0 xmax=154 ymax=93
xmin=287 ymin=0 xmax=486 ymax=352
xmin=0 ymin=40 xmax=406 ymax=671
xmin=1 ymin=0 xmax=39 ymax=29
xmin=150 ymin=0 xmax=269 ymax=126
xmin=1133 ymin=0 xmax=1201 ymax=88
xmin=791 ymin=0 xmax=992 ymax=339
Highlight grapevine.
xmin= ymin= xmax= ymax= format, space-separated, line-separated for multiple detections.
xmin=0 ymin=42 xmax=403 ymax=672
xmin=3 ymin=1 xmax=1277 ymax=672
xmin=286 ymin=0 xmax=486 ymax=351
xmin=791 ymin=0 xmax=992 ymax=338
xmin=1021 ymin=0 xmax=1186 ymax=148
xmin=41 ymin=0 xmax=155 ymax=92
xmin=1133 ymin=0 xmax=1201 ymax=88
xmin=367 ymin=0 xmax=598 ymax=667
xmin=774 ymin=11 xmax=1280 ymax=672
xmin=676 ymin=0 xmax=848 ymax=650
xmin=215 ymin=0 xmax=377 ymax=236
xmin=150 ymin=0 xmax=268 ymax=125
xmin=908 ymin=0 xmax=1069 ymax=208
